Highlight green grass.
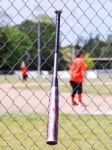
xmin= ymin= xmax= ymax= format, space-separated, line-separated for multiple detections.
xmin=15 ymin=83 xmax=112 ymax=96
xmin=1 ymin=75 xmax=112 ymax=95
xmin=14 ymin=81 xmax=112 ymax=96
xmin=0 ymin=113 xmax=111 ymax=150
xmin=0 ymin=75 xmax=52 ymax=85
xmin=84 ymin=82 xmax=112 ymax=95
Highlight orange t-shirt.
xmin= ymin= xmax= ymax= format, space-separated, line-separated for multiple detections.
xmin=70 ymin=58 xmax=87 ymax=83
xmin=21 ymin=66 xmax=27 ymax=76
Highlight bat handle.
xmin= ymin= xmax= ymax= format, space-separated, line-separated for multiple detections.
xmin=54 ymin=10 xmax=62 ymax=54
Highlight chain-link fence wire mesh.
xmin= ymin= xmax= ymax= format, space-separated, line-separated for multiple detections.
xmin=0 ymin=0 xmax=112 ymax=149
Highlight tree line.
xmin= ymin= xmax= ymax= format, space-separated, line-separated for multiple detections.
xmin=0 ymin=17 xmax=67 ymax=71
xmin=79 ymin=34 xmax=112 ymax=69
xmin=0 ymin=16 xmax=112 ymax=71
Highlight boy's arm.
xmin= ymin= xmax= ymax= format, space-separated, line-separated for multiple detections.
xmin=81 ymin=60 xmax=87 ymax=71
xmin=70 ymin=62 xmax=75 ymax=71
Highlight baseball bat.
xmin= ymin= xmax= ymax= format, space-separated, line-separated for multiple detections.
xmin=46 ymin=10 xmax=62 ymax=145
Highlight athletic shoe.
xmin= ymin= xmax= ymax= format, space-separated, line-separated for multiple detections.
xmin=72 ymin=102 xmax=78 ymax=106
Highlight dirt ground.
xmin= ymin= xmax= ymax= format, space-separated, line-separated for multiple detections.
xmin=0 ymin=83 xmax=112 ymax=115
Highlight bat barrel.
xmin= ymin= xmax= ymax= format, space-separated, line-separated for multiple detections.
xmin=46 ymin=10 xmax=62 ymax=145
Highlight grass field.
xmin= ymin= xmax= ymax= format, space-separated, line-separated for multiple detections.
xmin=1 ymin=74 xmax=112 ymax=95
xmin=0 ymin=75 xmax=112 ymax=149
xmin=0 ymin=113 xmax=111 ymax=150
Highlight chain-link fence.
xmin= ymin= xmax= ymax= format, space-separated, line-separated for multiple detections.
xmin=0 ymin=0 xmax=112 ymax=149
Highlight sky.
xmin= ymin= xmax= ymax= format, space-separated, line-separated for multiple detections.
xmin=0 ymin=0 xmax=112 ymax=46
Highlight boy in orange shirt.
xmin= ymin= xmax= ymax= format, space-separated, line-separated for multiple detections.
xmin=69 ymin=51 xmax=87 ymax=106
xmin=21 ymin=61 xmax=28 ymax=80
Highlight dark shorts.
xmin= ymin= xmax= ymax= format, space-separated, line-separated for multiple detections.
xmin=70 ymin=81 xmax=82 ymax=96
xmin=23 ymin=74 xmax=28 ymax=80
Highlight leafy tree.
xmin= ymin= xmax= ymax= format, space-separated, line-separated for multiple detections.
xmin=18 ymin=18 xmax=67 ymax=70
xmin=33 ymin=14 xmax=53 ymax=24
xmin=83 ymin=35 xmax=106 ymax=57
xmin=84 ymin=52 xmax=94 ymax=69
xmin=104 ymin=34 xmax=112 ymax=56
xmin=82 ymin=34 xmax=112 ymax=69
xmin=0 ymin=28 xmax=10 ymax=69
xmin=0 ymin=27 xmax=33 ymax=69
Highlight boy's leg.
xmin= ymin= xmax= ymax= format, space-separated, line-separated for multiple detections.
xmin=70 ymin=81 xmax=78 ymax=105
xmin=71 ymin=96 xmax=78 ymax=105
xmin=71 ymin=96 xmax=75 ymax=105
xmin=78 ymin=93 xmax=82 ymax=103
xmin=78 ymin=83 xmax=86 ymax=107
xmin=78 ymin=83 xmax=82 ymax=103
xmin=24 ymin=74 xmax=28 ymax=80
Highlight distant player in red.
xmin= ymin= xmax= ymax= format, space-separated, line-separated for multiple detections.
xmin=69 ymin=50 xmax=87 ymax=106
xmin=21 ymin=61 xmax=28 ymax=80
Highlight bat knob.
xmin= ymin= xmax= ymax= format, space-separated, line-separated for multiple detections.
xmin=46 ymin=140 xmax=57 ymax=145
xmin=55 ymin=10 xmax=62 ymax=14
